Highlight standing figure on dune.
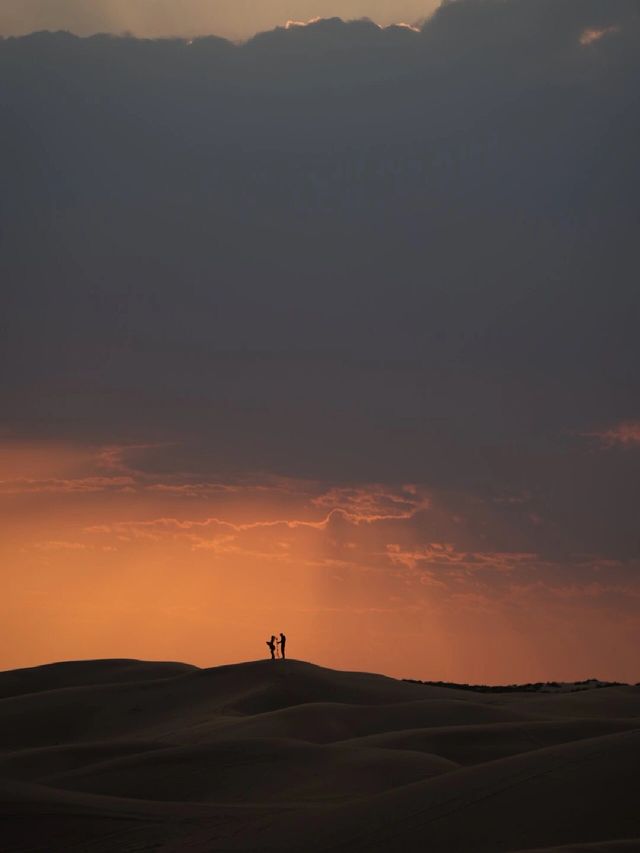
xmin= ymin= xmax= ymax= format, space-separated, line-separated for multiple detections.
xmin=267 ymin=635 xmax=277 ymax=660
xmin=279 ymin=632 xmax=287 ymax=660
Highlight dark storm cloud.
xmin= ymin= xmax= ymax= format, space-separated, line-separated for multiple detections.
xmin=1 ymin=0 xmax=639 ymax=564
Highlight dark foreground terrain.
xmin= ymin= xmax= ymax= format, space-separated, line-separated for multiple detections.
xmin=0 ymin=659 xmax=639 ymax=852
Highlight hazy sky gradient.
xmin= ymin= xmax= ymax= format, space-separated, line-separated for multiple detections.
xmin=0 ymin=0 xmax=439 ymax=40
xmin=2 ymin=0 xmax=639 ymax=682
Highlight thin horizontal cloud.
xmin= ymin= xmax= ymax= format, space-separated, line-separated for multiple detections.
xmin=95 ymin=442 xmax=174 ymax=475
xmin=552 ymin=581 xmax=640 ymax=599
xmin=32 ymin=540 xmax=87 ymax=551
xmin=311 ymin=484 xmax=429 ymax=522
xmin=146 ymin=482 xmax=255 ymax=497
xmin=582 ymin=421 xmax=640 ymax=449
xmin=386 ymin=543 xmax=537 ymax=573
xmin=85 ymin=506 xmax=386 ymax=539
xmin=0 ymin=476 xmax=136 ymax=494
xmin=505 ymin=569 xmax=640 ymax=604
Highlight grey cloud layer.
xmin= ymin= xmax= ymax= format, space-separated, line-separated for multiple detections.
xmin=2 ymin=0 xmax=639 ymax=565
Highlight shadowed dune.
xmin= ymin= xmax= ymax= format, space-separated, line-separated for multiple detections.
xmin=484 ymin=687 xmax=640 ymax=721
xmin=42 ymin=739 xmax=458 ymax=803
xmin=516 ymin=842 xmax=640 ymax=852
xmin=0 ymin=658 xmax=638 ymax=852
xmin=0 ymin=741 xmax=168 ymax=781
xmin=189 ymin=696 xmax=544 ymax=745
xmin=336 ymin=717 xmax=640 ymax=765
xmin=281 ymin=728 xmax=640 ymax=853
xmin=0 ymin=658 xmax=197 ymax=700
xmin=0 ymin=658 xmax=506 ymax=750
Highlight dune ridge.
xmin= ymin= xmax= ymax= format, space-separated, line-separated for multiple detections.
xmin=0 ymin=658 xmax=638 ymax=851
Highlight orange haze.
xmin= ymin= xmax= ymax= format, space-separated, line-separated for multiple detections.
xmin=1 ymin=439 xmax=638 ymax=683
xmin=0 ymin=1 xmax=439 ymax=40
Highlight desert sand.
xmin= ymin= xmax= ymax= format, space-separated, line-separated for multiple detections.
xmin=0 ymin=658 xmax=638 ymax=852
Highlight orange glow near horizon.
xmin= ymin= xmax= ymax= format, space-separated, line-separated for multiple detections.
xmin=0 ymin=1 xmax=440 ymax=41
xmin=1 ymin=439 xmax=639 ymax=684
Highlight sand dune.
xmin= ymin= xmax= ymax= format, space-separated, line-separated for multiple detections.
xmin=336 ymin=717 xmax=640 ymax=764
xmin=485 ymin=686 xmax=640 ymax=720
xmin=193 ymin=696 xmax=544 ymax=744
xmin=0 ymin=659 xmax=525 ymax=749
xmin=0 ymin=658 xmax=638 ymax=851
xmin=289 ymin=728 xmax=640 ymax=853
xmin=516 ymin=843 xmax=640 ymax=852
xmin=0 ymin=740 xmax=167 ymax=781
xmin=44 ymin=738 xmax=457 ymax=803
xmin=0 ymin=658 xmax=196 ymax=700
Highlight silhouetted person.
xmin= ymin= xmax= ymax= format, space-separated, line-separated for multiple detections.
xmin=267 ymin=635 xmax=276 ymax=660
xmin=279 ymin=632 xmax=286 ymax=659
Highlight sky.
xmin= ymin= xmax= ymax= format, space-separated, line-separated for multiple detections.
xmin=1 ymin=0 xmax=639 ymax=683
xmin=0 ymin=0 xmax=440 ymax=41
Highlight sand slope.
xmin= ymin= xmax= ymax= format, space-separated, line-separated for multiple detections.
xmin=0 ymin=658 xmax=196 ymax=700
xmin=43 ymin=738 xmax=458 ymax=803
xmin=337 ymin=717 xmax=640 ymax=764
xmin=516 ymin=843 xmax=640 ymax=852
xmin=0 ymin=658 xmax=638 ymax=851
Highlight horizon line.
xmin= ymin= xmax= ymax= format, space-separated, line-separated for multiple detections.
xmin=1 ymin=655 xmax=635 ymax=688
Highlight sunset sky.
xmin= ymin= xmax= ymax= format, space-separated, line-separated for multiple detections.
xmin=1 ymin=0 xmax=639 ymax=683
xmin=1 ymin=1 xmax=441 ymax=40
